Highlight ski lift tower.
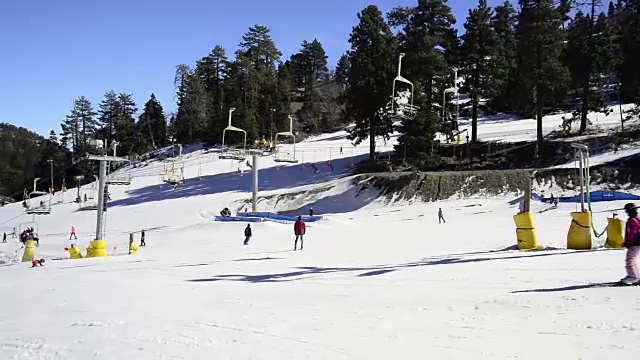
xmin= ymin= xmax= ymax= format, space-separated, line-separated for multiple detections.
xmin=220 ymin=107 xmax=247 ymax=160
xmin=388 ymin=53 xmax=419 ymax=120
xmin=85 ymin=139 xmax=128 ymax=255
xmin=274 ymin=115 xmax=298 ymax=163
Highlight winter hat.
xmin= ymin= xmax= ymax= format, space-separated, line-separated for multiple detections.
xmin=624 ymin=203 xmax=638 ymax=214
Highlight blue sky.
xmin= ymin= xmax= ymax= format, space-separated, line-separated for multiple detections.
xmin=0 ymin=0 xmax=496 ymax=136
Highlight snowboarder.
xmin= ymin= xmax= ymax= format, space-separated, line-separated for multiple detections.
xmin=2 ymin=232 xmax=5 ymax=243
xmin=309 ymin=208 xmax=314 ymax=217
xmin=621 ymin=203 xmax=640 ymax=284
xmin=243 ymin=224 xmax=252 ymax=245
xmin=31 ymin=259 xmax=45 ymax=267
xmin=294 ymin=216 xmax=306 ymax=251
xmin=438 ymin=208 xmax=446 ymax=224
xmin=140 ymin=230 xmax=146 ymax=247
xmin=69 ymin=226 xmax=77 ymax=240
xmin=340 ymin=146 xmax=343 ymax=154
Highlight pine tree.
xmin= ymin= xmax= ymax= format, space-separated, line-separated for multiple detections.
xmin=334 ymin=54 xmax=350 ymax=88
xmin=515 ymin=0 xmax=569 ymax=155
xmin=234 ymin=25 xmax=282 ymax=140
xmin=114 ymin=93 xmax=138 ymax=155
xmin=395 ymin=88 xmax=439 ymax=166
xmin=174 ymin=65 xmax=207 ymax=143
xmin=618 ymin=0 xmax=640 ymax=104
xmin=345 ymin=5 xmax=397 ymax=161
xmin=196 ymin=45 xmax=229 ymax=144
xmin=61 ymin=96 xmax=97 ymax=154
xmin=490 ymin=1 xmax=518 ymax=111
xmin=460 ymin=0 xmax=501 ymax=142
xmin=97 ymin=91 xmax=120 ymax=144
xmin=138 ymin=94 xmax=167 ymax=151
xmin=290 ymin=39 xmax=330 ymax=95
xmin=273 ymin=62 xmax=293 ymax=134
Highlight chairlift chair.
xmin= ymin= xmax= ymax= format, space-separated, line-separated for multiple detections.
xmin=274 ymin=116 xmax=299 ymax=163
xmin=389 ymin=53 xmax=419 ymax=120
xmin=220 ymin=108 xmax=247 ymax=160
xmin=77 ymin=187 xmax=98 ymax=211
xmin=24 ymin=190 xmax=51 ymax=215
xmin=162 ymin=160 xmax=184 ymax=185
xmin=106 ymin=160 xmax=132 ymax=185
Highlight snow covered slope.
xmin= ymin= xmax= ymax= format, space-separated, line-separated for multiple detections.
xmin=1 ymin=122 xmax=640 ymax=359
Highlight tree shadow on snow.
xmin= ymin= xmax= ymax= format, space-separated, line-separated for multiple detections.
xmin=512 ymin=282 xmax=623 ymax=293
xmin=108 ymin=153 xmax=369 ymax=208
xmin=187 ymin=249 xmax=592 ymax=284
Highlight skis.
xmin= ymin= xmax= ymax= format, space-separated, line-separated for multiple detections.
xmin=588 ymin=281 xmax=640 ymax=288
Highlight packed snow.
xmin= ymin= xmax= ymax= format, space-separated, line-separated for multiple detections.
xmin=1 ymin=115 xmax=640 ymax=359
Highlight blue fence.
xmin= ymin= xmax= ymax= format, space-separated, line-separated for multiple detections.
xmin=533 ymin=190 xmax=640 ymax=203
xmin=214 ymin=216 xmax=264 ymax=223
xmin=236 ymin=212 xmax=324 ymax=222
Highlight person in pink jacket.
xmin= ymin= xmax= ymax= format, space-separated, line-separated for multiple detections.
xmin=622 ymin=203 xmax=640 ymax=284
xmin=69 ymin=226 xmax=77 ymax=240
xmin=294 ymin=216 xmax=306 ymax=251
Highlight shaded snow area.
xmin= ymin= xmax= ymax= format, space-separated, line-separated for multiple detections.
xmin=1 ymin=119 xmax=640 ymax=359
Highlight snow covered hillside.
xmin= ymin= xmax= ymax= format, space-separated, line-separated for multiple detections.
xmin=1 ymin=119 xmax=640 ymax=359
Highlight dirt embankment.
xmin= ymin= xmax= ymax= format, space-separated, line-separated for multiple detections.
xmin=356 ymin=166 xmax=640 ymax=203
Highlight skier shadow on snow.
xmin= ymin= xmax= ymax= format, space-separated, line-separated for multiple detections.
xmin=187 ymin=250 xmax=594 ymax=284
xmin=108 ymin=153 xmax=369 ymax=209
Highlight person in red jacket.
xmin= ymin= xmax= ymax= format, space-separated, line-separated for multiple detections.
xmin=622 ymin=203 xmax=640 ymax=284
xmin=294 ymin=216 xmax=306 ymax=251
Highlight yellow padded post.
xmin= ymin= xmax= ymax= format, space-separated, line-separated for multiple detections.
xmin=69 ymin=246 xmax=83 ymax=259
xmin=514 ymin=212 xmax=539 ymax=250
xmin=129 ymin=241 xmax=138 ymax=255
xmin=567 ymin=211 xmax=592 ymax=250
xmin=22 ymin=240 xmax=36 ymax=262
xmin=605 ymin=217 xmax=625 ymax=249
xmin=87 ymin=240 xmax=108 ymax=258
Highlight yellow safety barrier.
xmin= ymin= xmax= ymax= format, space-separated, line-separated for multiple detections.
xmin=21 ymin=240 xmax=36 ymax=262
xmin=129 ymin=241 xmax=138 ymax=255
xmin=514 ymin=212 xmax=540 ymax=250
xmin=87 ymin=240 xmax=108 ymax=258
xmin=69 ymin=246 xmax=83 ymax=259
xmin=605 ymin=217 xmax=625 ymax=249
xmin=567 ymin=211 xmax=592 ymax=250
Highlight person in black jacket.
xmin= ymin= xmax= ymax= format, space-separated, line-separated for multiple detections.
xmin=243 ymin=224 xmax=252 ymax=245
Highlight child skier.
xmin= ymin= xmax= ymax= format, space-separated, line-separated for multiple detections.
xmin=622 ymin=203 xmax=640 ymax=284
xmin=69 ymin=226 xmax=77 ymax=240
xmin=243 ymin=224 xmax=252 ymax=245
xmin=31 ymin=259 xmax=45 ymax=267
xmin=294 ymin=216 xmax=306 ymax=251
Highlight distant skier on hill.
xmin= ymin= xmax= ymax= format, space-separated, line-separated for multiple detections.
xmin=294 ymin=216 xmax=306 ymax=251
xmin=438 ymin=208 xmax=446 ymax=224
xmin=243 ymin=224 xmax=252 ymax=245
xmin=621 ymin=203 xmax=640 ymax=285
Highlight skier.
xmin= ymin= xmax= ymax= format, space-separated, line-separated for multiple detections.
xmin=621 ymin=203 xmax=640 ymax=284
xmin=2 ymin=232 xmax=6 ymax=243
xmin=438 ymin=208 xmax=446 ymax=224
xmin=31 ymin=259 xmax=45 ymax=267
xmin=311 ymin=163 xmax=318 ymax=174
xmin=243 ymin=224 xmax=252 ymax=245
xmin=12 ymin=227 xmax=16 ymax=238
xmin=140 ymin=230 xmax=146 ymax=247
xmin=340 ymin=146 xmax=343 ymax=154
xmin=69 ymin=226 xmax=77 ymax=240
xmin=309 ymin=208 xmax=314 ymax=217
xmin=553 ymin=197 xmax=559 ymax=208
xmin=294 ymin=216 xmax=306 ymax=251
